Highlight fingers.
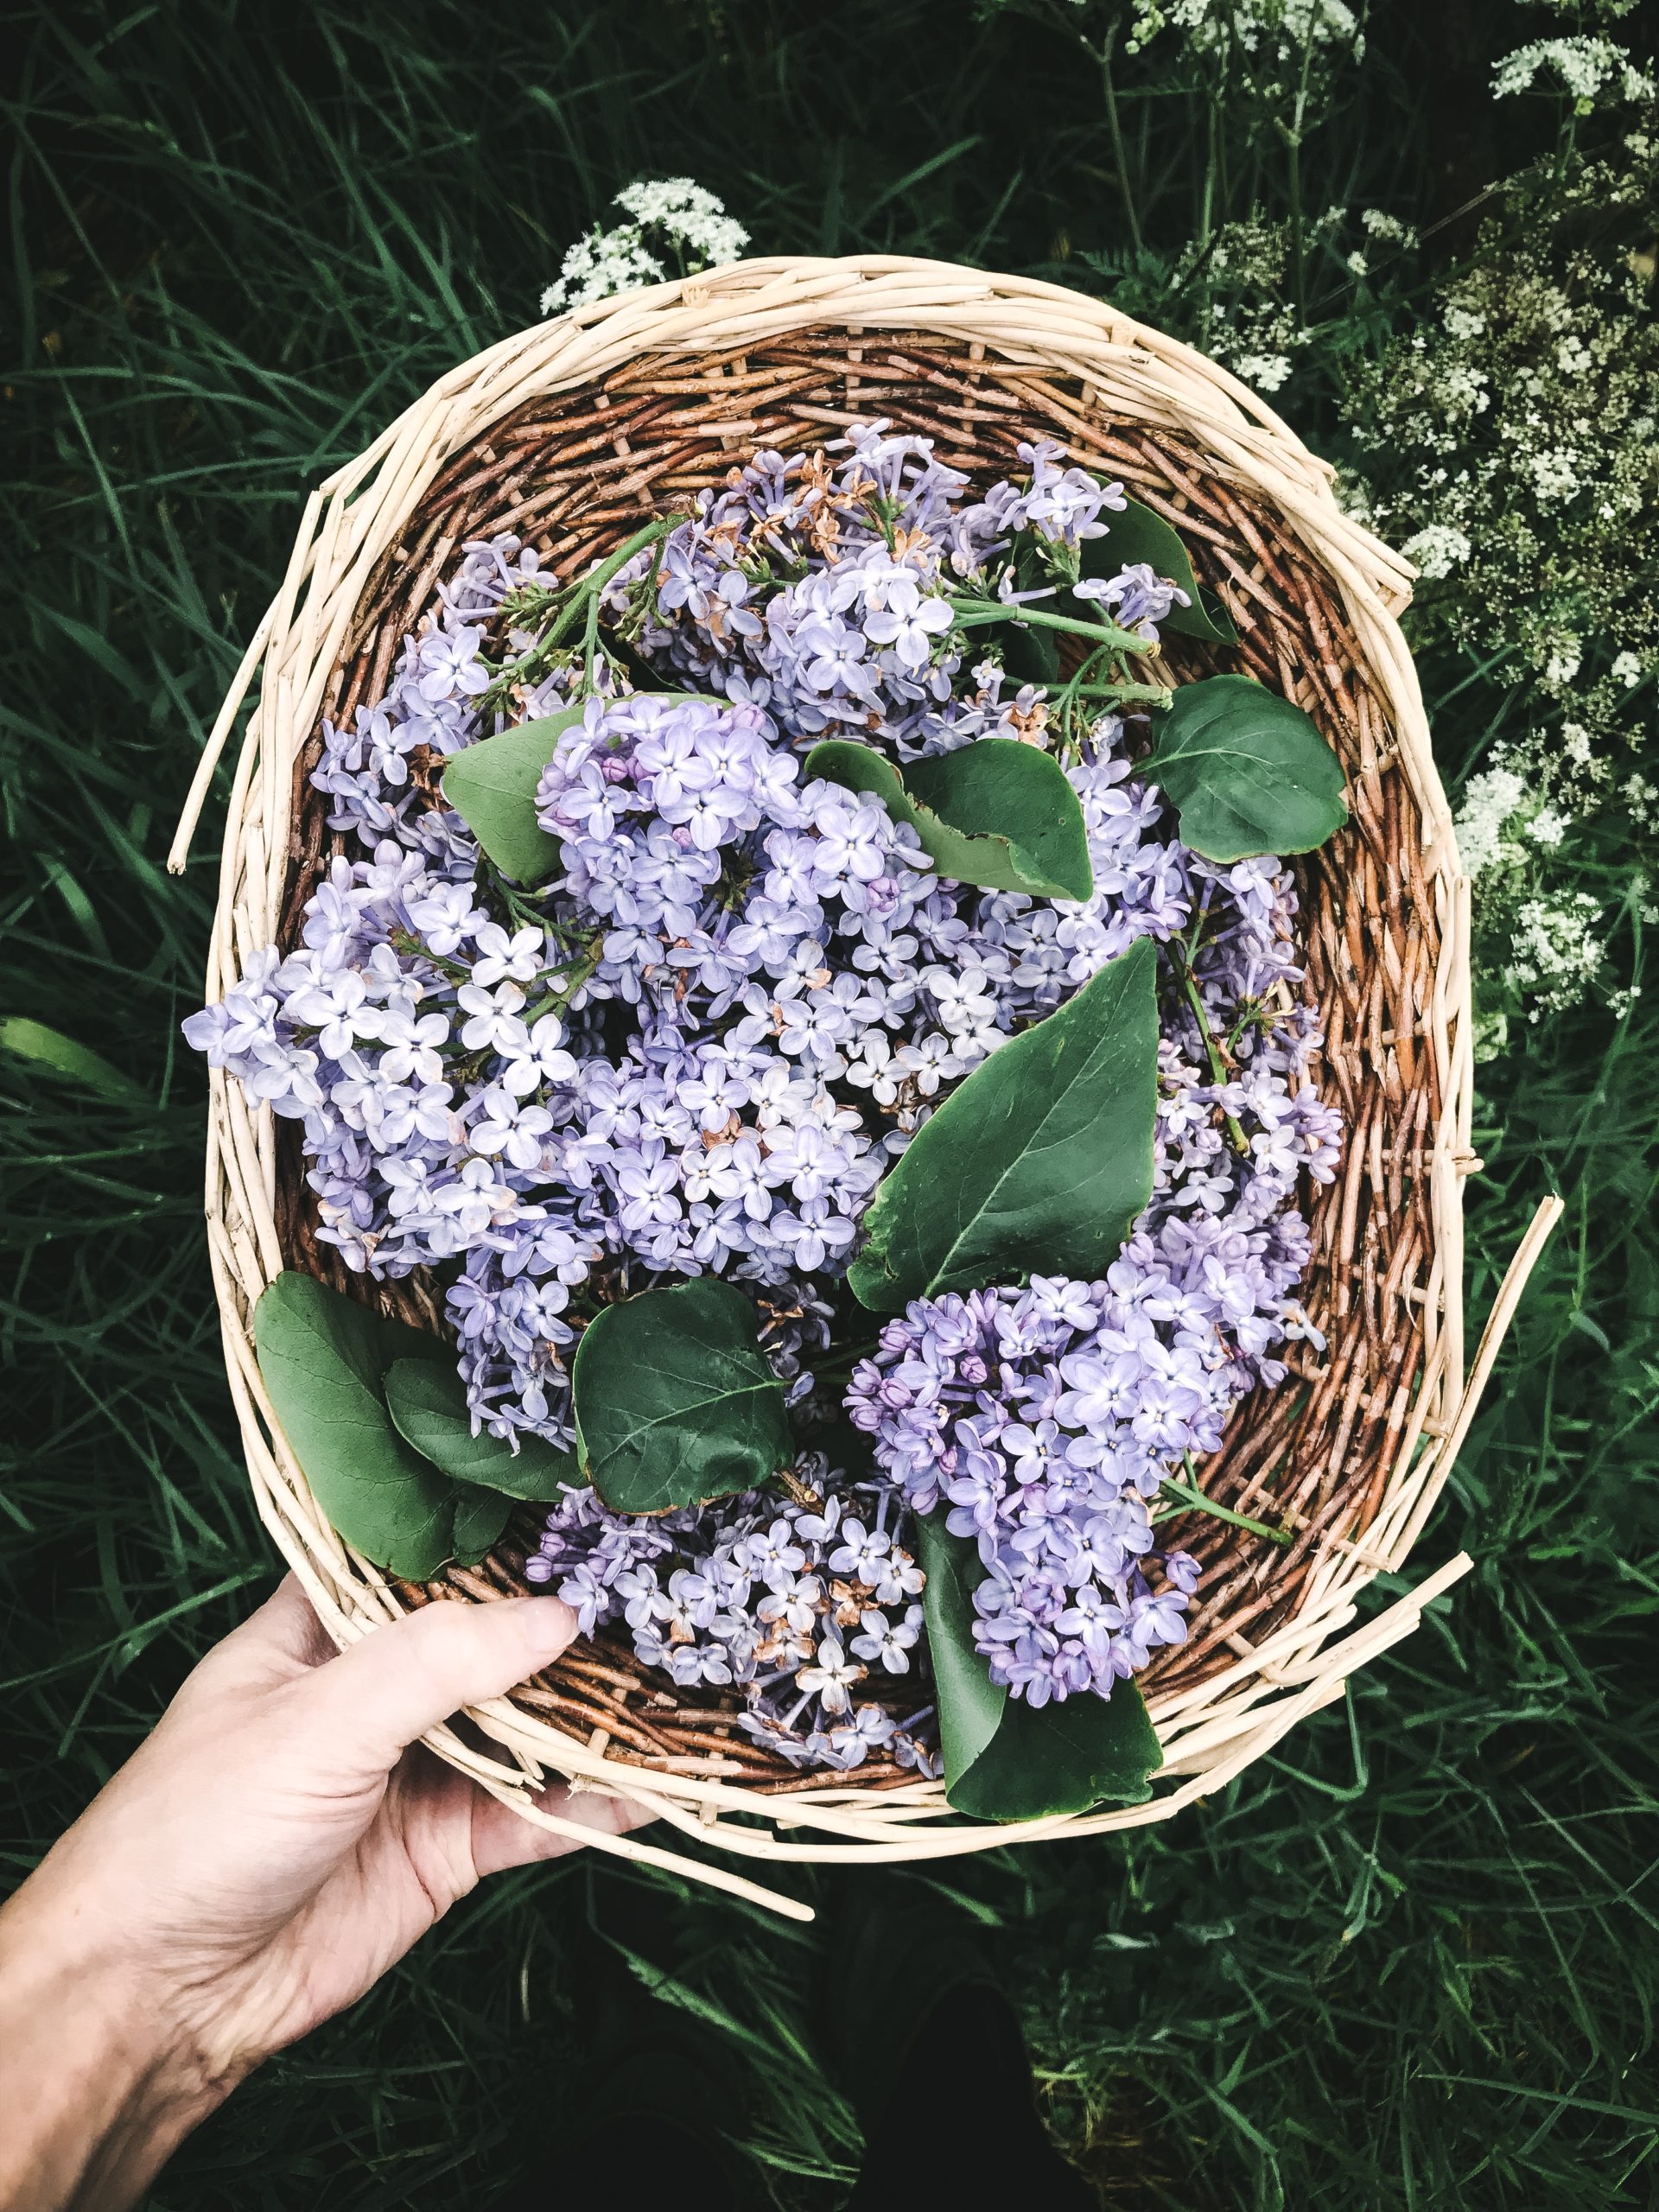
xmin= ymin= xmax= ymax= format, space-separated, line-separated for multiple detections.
xmin=468 ymin=1774 xmax=658 ymax=1878
xmin=296 ymin=1594 xmax=579 ymax=1770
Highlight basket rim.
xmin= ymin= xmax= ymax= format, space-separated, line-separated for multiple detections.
xmin=171 ymin=254 xmax=1549 ymax=1916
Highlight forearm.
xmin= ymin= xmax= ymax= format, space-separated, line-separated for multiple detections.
xmin=0 ymin=1884 xmax=227 ymax=2212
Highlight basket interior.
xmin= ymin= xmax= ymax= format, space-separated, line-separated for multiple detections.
xmin=271 ymin=329 xmax=1442 ymax=1791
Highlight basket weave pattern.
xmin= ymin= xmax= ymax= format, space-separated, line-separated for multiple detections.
xmin=175 ymin=259 xmax=1549 ymax=1912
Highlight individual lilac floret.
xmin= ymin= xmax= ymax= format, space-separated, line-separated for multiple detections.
xmin=1074 ymin=561 xmax=1192 ymax=641
xmin=524 ymin=1458 xmax=938 ymax=1774
xmin=848 ymin=1274 xmax=1238 ymax=1707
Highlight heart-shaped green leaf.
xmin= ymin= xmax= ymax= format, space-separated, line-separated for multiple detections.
xmin=807 ymin=737 xmax=1093 ymax=903
xmin=916 ymin=1514 xmax=1162 ymax=1821
xmin=385 ymin=1357 xmax=575 ymax=1501
xmin=1142 ymin=674 xmax=1349 ymax=861
xmin=849 ymin=935 xmax=1158 ymax=1311
xmin=254 ymin=1273 xmax=474 ymax=1580
xmin=571 ymin=1276 xmax=792 ymax=1515
xmin=1084 ymin=498 xmax=1240 ymax=645
xmin=441 ymin=701 xmax=585 ymax=885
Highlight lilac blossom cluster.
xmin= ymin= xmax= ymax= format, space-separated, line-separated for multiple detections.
xmin=606 ymin=422 xmax=1188 ymax=759
xmin=186 ymin=429 xmax=1345 ymax=1762
xmin=848 ymin=1262 xmax=1241 ymax=1707
xmin=188 ymin=530 xmax=1332 ymax=1457
xmin=524 ymin=1463 xmax=938 ymax=1772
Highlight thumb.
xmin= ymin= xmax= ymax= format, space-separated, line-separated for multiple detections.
xmin=297 ymin=1594 xmax=578 ymax=1769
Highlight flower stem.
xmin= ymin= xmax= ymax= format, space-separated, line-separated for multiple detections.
xmin=482 ymin=515 xmax=683 ymax=709
xmin=949 ymin=596 xmax=1151 ymax=654
xmin=1167 ymin=938 xmax=1249 ymax=1156
xmin=1160 ymin=1465 xmax=1293 ymax=1547
xmin=1072 ymin=680 xmax=1175 ymax=708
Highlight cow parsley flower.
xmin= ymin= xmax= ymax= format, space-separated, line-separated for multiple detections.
xmin=542 ymin=178 xmax=749 ymax=315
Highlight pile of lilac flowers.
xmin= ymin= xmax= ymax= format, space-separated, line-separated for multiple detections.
xmin=188 ymin=420 xmax=1342 ymax=1769
xmin=604 ymin=425 xmax=1189 ymax=756
xmin=524 ymin=1461 xmax=935 ymax=1771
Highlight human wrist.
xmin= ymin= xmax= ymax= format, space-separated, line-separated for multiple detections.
xmin=0 ymin=1878 xmax=232 ymax=2212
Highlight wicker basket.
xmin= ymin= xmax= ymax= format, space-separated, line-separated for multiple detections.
xmin=171 ymin=257 xmax=1557 ymax=1918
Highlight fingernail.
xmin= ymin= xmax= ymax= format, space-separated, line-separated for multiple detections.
xmin=523 ymin=1598 xmax=575 ymax=1657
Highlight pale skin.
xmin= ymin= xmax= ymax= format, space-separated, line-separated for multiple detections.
xmin=0 ymin=1577 xmax=645 ymax=2212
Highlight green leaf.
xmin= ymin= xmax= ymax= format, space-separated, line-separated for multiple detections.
xmin=988 ymin=610 xmax=1065 ymax=686
xmin=848 ymin=935 xmax=1159 ymax=1311
xmin=806 ymin=737 xmax=1093 ymax=902
xmin=1141 ymin=674 xmax=1349 ymax=861
xmin=1084 ymin=497 xmax=1240 ymax=645
xmin=916 ymin=1515 xmax=1161 ymax=1821
xmin=948 ymin=1669 xmax=1162 ymax=1820
xmin=385 ymin=1357 xmax=575 ymax=1501
xmin=440 ymin=701 xmax=584 ymax=884
xmin=571 ymin=1276 xmax=792 ymax=1514
xmin=451 ymin=1484 xmax=514 ymax=1562
xmin=253 ymin=1273 xmax=467 ymax=1580
xmin=0 ymin=1016 xmax=148 ymax=1103
xmin=915 ymin=1510 xmax=1006 ymax=1781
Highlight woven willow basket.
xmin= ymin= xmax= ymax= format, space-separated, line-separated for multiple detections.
xmin=172 ymin=257 xmax=1556 ymax=1918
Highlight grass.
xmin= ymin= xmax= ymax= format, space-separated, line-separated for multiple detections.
xmin=2 ymin=3 xmax=1656 ymax=2204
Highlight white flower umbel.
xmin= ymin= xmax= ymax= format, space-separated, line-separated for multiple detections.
xmin=541 ymin=178 xmax=749 ymax=315
xmin=1402 ymin=523 xmax=1472 ymax=581
xmin=1494 ymin=36 xmax=1656 ymax=111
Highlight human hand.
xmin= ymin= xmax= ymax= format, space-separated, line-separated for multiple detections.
xmin=0 ymin=1575 xmax=643 ymax=2211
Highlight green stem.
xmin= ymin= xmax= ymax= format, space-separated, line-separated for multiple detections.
xmin=1098 ymin=24 xmax=1143 ymax=257
xmin=543 ymin=515 xmax=679 ymax=652
xmin=1072 ymin=680 xmax=1175 ymax=707
xmin=1160 ymin=1468 xmax=1293 ymax=1548
xmin=950 ymin=596 xmax=1150 ymax=654
xmin=523 ymin=940 xmax=602 ymax=1023
xmin=482 ymin=515 xmax=684 ymax=710
xmin=1168 ymin=939 xmax=1249 ymax=1156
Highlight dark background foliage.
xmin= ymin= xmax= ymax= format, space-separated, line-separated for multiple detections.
xmin=3 ymin=3 xmax=1656 ymax=2204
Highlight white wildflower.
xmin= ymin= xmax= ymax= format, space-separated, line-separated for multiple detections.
xmin=1493 ymin=37 xmax=1656 ymax=109
xmin=1233 ymin=352 xmax=1294 ymax=391
xmin=1611 ymin=652 xmax=1643 ymax=687
xmin=1456 ymin=766 xmax=1529 ymax=878
xmin=1402 ymin=523 xmax=1472 ymax=581
xmin=1361 ymin=208 xmax=1418 ymax=247
xmin=1509 ymin=892 xmax=1605 ymax=1016
xmin=1128 ymin=0 xmax=1361 ymax=64
xmin=1526 ymin=448 xmax=1583 ymax=504
xmin=613 ymin=178 xmax=749 ymax=266
xmin=541 ymin=232 xmax=665 ymax=316
xmin=543 ymin=178 xmax=748 ymax=316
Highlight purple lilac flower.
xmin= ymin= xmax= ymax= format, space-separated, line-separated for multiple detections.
xmin=845 ymin=1275 xmax=1221 ymax=1706
xmin=524 ymin=1458 xmax=938 ymax=1773
xmin=187 ymin=444 xmax=1344 ymax=1772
